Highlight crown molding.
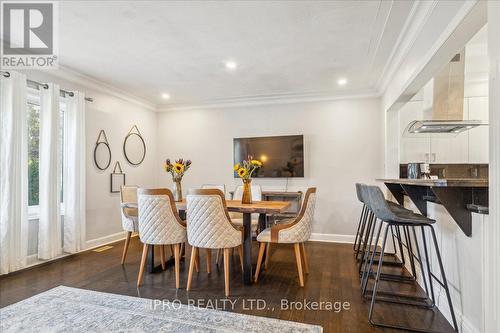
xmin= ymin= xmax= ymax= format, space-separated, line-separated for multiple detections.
xmin=376 ymin=0 xmax=437 ymax=94
xmin=156 ymin=90 xmax=380 ymax=112
xmin=46 ymin=65 xmax=156 ymax=111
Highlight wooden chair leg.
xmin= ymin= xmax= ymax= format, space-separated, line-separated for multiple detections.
xmin=137 ymin=244 xmax=149 ymax=287
xmin=174 ymin=243 xmax=180 ymax=289
xmin=170 ymin=245 xmax=174 ymax=257
xmin=237 ymin=245 xmax=244 ymax=272
xmin=194 ymin=247 xmax=200 ymax=272
xmin=300 ymin=242 xmax=309 ymax=274
xmin=187 ymin=246 xmax=198 ymax=291
xmin=206 ymin=249 xmax=212 ymax=274
xmin=160 ymin=245 xmax=166 ymax=270
xmin=121 ymin=231 xmax=132 ymax=265
xmin=215 ymin=249 xmax=222 ymax=266
xmin=264 ymin=243 xmax=271 ymax=270
xmin=254 ymin=242 xmax=267 ymax=283
xmin=180 ymin=242 xmax=185 ymax=257
xmin=223 ymin=248 xmax=230 ymax=297
xmin=294 ymin=243 xmax=305 ymax=287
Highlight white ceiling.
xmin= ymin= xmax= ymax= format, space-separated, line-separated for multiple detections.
xmin=58 ymin=1 xmax=415 ymax=108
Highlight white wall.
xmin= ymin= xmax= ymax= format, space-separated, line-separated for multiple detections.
xmin=21 ymin=70 xmax=158 ymax=249
xmin=84 ymin=94 xmax=158 ymax=242
xmin=155 ymin=97 xmax=384 ymax=238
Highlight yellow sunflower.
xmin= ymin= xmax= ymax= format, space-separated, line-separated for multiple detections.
xmin=233 ymin=163 xmax=240 ymax=171
xmin=173 ymin=163 xmax=184 ymax=174
xmin=237 ymin=168 xmax=248 ymax=178
xmin=250 ymin=159 xmax=262 ymax=167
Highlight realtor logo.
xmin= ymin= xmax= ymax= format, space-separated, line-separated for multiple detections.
xmin=1 ymin=1 xmax=58 ymax=69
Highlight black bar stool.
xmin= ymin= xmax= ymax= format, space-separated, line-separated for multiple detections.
xmin=363 ymin=185 xmax=459 ymax=333
xmin=358 ymin=184 xmax=426 ymax=292
xmin=354 ymin=183 xmax=410 ymax=277
xmin=359 ymin=184 xmax=431 ymax=300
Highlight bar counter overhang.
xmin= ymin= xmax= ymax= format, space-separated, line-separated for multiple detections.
xmin=377 ymin=178 xmax=489 ymax=237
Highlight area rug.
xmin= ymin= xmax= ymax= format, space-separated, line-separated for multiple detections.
xmin=0 ymin=286 xmax=322 ymax=332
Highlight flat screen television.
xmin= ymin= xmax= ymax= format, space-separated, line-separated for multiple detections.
xmin=233 ymin=135 xmax=304 ymax=178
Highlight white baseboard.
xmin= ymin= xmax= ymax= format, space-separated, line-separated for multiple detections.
xmin=3 ymin=232 xmax=130 ymax=275
xmin=310 ymin=233 xmax=355 ymax=243
xmin=84 ymin=231 xmax=128 ymax=251
xmin=24 ymin=250 xmax=69 ymax=270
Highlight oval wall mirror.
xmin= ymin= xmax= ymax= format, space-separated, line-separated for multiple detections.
xmin=123 ymin=125 xmax=146 ymax=165
xmin=94 ymin=130 xmax=112 ymax=170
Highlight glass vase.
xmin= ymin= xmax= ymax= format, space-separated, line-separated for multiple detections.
xmin=241 ymin=179 xmax=252 ymax=204
xmin=173 ymin=179 xmax=182 ymax=202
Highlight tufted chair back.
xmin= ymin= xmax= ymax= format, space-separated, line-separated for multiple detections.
xmin=120 ymin=185 xmax=139 ymax=232
xmin=273 ymin=188 xmax=317 ymax=243
xmin=186 ymin=189 xmax=242 ymax=249
xmin=137 ymin=188 xmax=187 ymax=245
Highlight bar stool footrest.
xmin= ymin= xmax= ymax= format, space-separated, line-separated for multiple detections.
xmin=364 ymin=291 xmax=435 ymax=309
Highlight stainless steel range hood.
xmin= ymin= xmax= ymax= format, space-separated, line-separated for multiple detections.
xmin=406 ymin=119 xmax=487 ymax=134
xmin=405 ymin=50 xmax=488 ymax=135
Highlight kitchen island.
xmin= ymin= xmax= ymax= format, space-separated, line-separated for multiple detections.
xmin=376 ymin=178 xmax=488 ymax=236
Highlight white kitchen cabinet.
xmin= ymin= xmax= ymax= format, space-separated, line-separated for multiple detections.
xmin=430 ymin=133 xmax=469 ymax=163
xmin=468 ymin=96 xmax=489 ymax=163
xmin=399 ymin=100 xmax=431 ymax=163
xmin=401 ymin=138 xmax=432 ymax=163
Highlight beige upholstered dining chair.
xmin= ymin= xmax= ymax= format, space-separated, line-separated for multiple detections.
xmin=120 ymin=185 xmax=139 ymax=264
xmin=254 ymin=187 xmax=316 ymax=287
xmin=201 ymin=184 xmax=226 ymax=196
xmin=186 ymin=189 xmax=243 ymax=296
xmin=136 ymin=188 xmax=187 ymax=289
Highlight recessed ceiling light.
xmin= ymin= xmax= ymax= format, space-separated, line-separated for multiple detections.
xmin=225 ymin=60 xmax=237 ymax=70
xmin=337 ymin=78 xmax=347 ymax=86
xmin=161 ymin=93 xmax=170 ymax=100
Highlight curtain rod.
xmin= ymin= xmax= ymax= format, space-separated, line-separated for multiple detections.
xmin=1 ymin=70 xmax=94 ymax=102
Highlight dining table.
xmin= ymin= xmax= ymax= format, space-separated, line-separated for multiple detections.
xmin=127 ymin=199 xmax=291 ymax=285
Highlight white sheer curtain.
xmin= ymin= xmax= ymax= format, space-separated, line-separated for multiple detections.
xmin=0 ymin=71 xmax=29 ymax=274
xmin=63 ymin=92 xmax=86 ymax=253
xmin=38 ymin=83 xmax=62 ymax=259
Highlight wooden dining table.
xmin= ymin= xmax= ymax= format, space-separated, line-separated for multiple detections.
xmin=127 ymin=199 xmax=291 ymax=285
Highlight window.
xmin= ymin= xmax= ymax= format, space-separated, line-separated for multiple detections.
xmin=27 ymin=102 xmax=40 ymax=207
xmin=27 ymin=91 xmax=66 ymax=218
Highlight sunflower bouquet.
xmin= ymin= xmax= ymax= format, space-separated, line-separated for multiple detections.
xmin=164 ymin=158 xmax=191 ymax=201
xmin=233 ymin=158 xmax=263 ymax=204
xmin=164 ymin=158 xmax=191 ymax=181
xmin=233 ymin=158 xmax=263 ymax=180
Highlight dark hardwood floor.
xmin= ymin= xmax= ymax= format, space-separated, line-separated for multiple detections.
xmin=0 ymin=237 xmax=453 ymax=332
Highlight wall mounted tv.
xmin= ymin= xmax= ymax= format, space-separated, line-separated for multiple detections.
xmin=233 ymin=135 xmax=304 ymax=178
